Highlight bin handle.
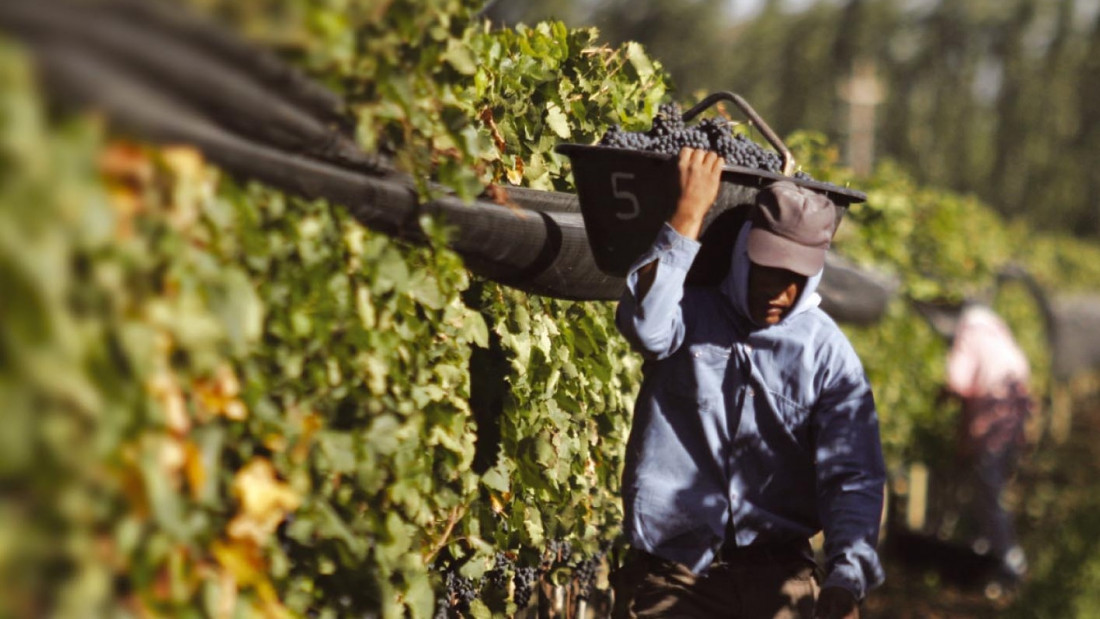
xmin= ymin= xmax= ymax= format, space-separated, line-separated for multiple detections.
xmin=681 ymin=91 xmax=796 ymax=176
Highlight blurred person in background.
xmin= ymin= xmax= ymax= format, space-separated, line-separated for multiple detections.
xmin=945 ymin=303 xmax=1033 ymax=594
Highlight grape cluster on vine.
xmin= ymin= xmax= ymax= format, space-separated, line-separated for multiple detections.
xmin=542 ymin=538 xmax=573 ymax=571
xmin=598 ymin=102 xmax=812 ymax=180
xmin=441 ymin=570 xmax=479 ymax=616
xmin=573 ymin=556 xmax=600 ymax=600
xmin=512 ymin=565 xmax=540 ymax=609
xmin=433 ymin=543 xmax=614 ymax=614
xmin=484 ymin=551 xmax=514 ymax=592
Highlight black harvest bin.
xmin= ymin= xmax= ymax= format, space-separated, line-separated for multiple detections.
xmin=555 ymin=92 xmax=867 ymax=279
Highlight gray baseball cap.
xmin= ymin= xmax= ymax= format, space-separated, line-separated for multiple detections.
xmin=747 ymin=181 xmax=838 ymax=276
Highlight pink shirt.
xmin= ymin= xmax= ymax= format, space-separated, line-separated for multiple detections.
xmin=947 ymin=306 xmax=1030 ymax=399
xmin=946 ymin=306 xmax=1032 ymax=451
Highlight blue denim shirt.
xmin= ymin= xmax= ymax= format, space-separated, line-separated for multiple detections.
xmin=616 ymin=222 xmax=886 ymax=599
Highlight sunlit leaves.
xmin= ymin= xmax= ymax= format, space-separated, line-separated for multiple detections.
xmin=12 ymin=1 xmax=1100 ymax=617
xmin=228 ymin=459 xmax=302 ymax=546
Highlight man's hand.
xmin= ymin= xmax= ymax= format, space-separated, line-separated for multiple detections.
xmin=814 ymin=586 xmax=859 ymax=619
xmin=668 ymin=147 xmax=724 ymax=240
xmin=633 ymin=147 xmax=723 ymax=301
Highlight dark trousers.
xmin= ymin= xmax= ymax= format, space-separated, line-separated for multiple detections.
xmin=970 ymin=447 xmax=1020 ymax=560
xmin=611 ymin=542 xmax=819 ymax=619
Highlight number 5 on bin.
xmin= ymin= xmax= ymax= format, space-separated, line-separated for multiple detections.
xmin=611 ymin=172 xmax=639 ymax=220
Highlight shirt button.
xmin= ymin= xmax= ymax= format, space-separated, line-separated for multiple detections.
xmin=745 ymin=345 xmax=753 ymax=353
xmin=747 ymin=388 xmax=755 ymax=397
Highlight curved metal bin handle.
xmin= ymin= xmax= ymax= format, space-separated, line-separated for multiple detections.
xmin=681 ymin=91 xmax=796 ymax=176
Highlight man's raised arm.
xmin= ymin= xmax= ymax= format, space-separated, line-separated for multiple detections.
xmin=615 ymin=148 xmax=723 ymax=359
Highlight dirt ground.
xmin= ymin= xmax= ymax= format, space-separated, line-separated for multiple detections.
xmin=862 ymin=550 xmax=1010 ymax=618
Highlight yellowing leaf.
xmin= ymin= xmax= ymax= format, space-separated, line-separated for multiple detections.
xmin=226 ymin=459 xmax=300 ymax=546
xmin=212 ymin=539 xmax=266 ymax=586
xmin=183 ymin=440 xmax=206 ymax=501
xmin=291 ymin=409 xmax=323 ymax=464
xmin=193 ymin=364 xmax=248 ymax=421
xmin=212 ymin=540 xmax=291 ymax=618
xmin=148 ymin=371 xmax=190 ymax=435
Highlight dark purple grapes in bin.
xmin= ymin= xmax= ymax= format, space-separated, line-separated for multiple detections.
xmin=598 ymin=102 xmax=812 ymax=180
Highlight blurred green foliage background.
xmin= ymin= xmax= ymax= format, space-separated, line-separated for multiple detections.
xmin=488 ymin=0 xmax=1100 ymax=240
xmin=3 ymin=0 xmax=1100 ymax=617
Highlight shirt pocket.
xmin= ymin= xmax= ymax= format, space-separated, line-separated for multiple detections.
xmin=667 ymin=343 xmax=731 ymax=408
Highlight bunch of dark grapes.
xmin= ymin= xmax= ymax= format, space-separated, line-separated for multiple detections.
xmin=597 ymin=124 xmax=652 ymax=151
xmin=542 ymin=539 xmax=573 ymax=571
xmin=440 ymin=570 xmax=479 ymax=616
xmin=485 ymin=552 xmax=514 ymax=594
xmin=512 ymin=566 xmax=540 ymax=609
xmin=433 ymin=595 xmax=449 ymax=619
xmin=572 ymin=554 xmax=603 ymax=601
xmin=651 ymin=128 xmax=709 ymax=156
xmin=597 ymin=103 xmax=812 ymax=180
xmin=720 ymin=133 xmax=785 ymax=173
xmin=650 ymin=103 xmax=685 ymax=136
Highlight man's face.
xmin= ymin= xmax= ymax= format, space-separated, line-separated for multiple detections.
xmin=747 ymin=262 xmax=807 ymax=326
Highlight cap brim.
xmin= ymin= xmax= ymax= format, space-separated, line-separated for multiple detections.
xmin=747 ymin=227 xmax=826 ymax=276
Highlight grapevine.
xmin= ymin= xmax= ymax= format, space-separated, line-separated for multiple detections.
xmin=4 ymin=0 xmax=1090 ymax=616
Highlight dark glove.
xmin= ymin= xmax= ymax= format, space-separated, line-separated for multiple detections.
xmin=814 ymin=586 xmax=859 ymax=619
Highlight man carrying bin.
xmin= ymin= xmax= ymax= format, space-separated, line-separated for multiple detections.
xmin=612 ymin=148 xmax=886 ymax=619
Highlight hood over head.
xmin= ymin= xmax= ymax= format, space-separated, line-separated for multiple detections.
xmin=722 ymin=221 xmax=823 ymax=329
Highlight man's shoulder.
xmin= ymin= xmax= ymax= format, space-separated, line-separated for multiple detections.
xmin=794 ymin=307 xmax=850 ymax=341
xmin=795 ymin=308 xmax=864 ymax=371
